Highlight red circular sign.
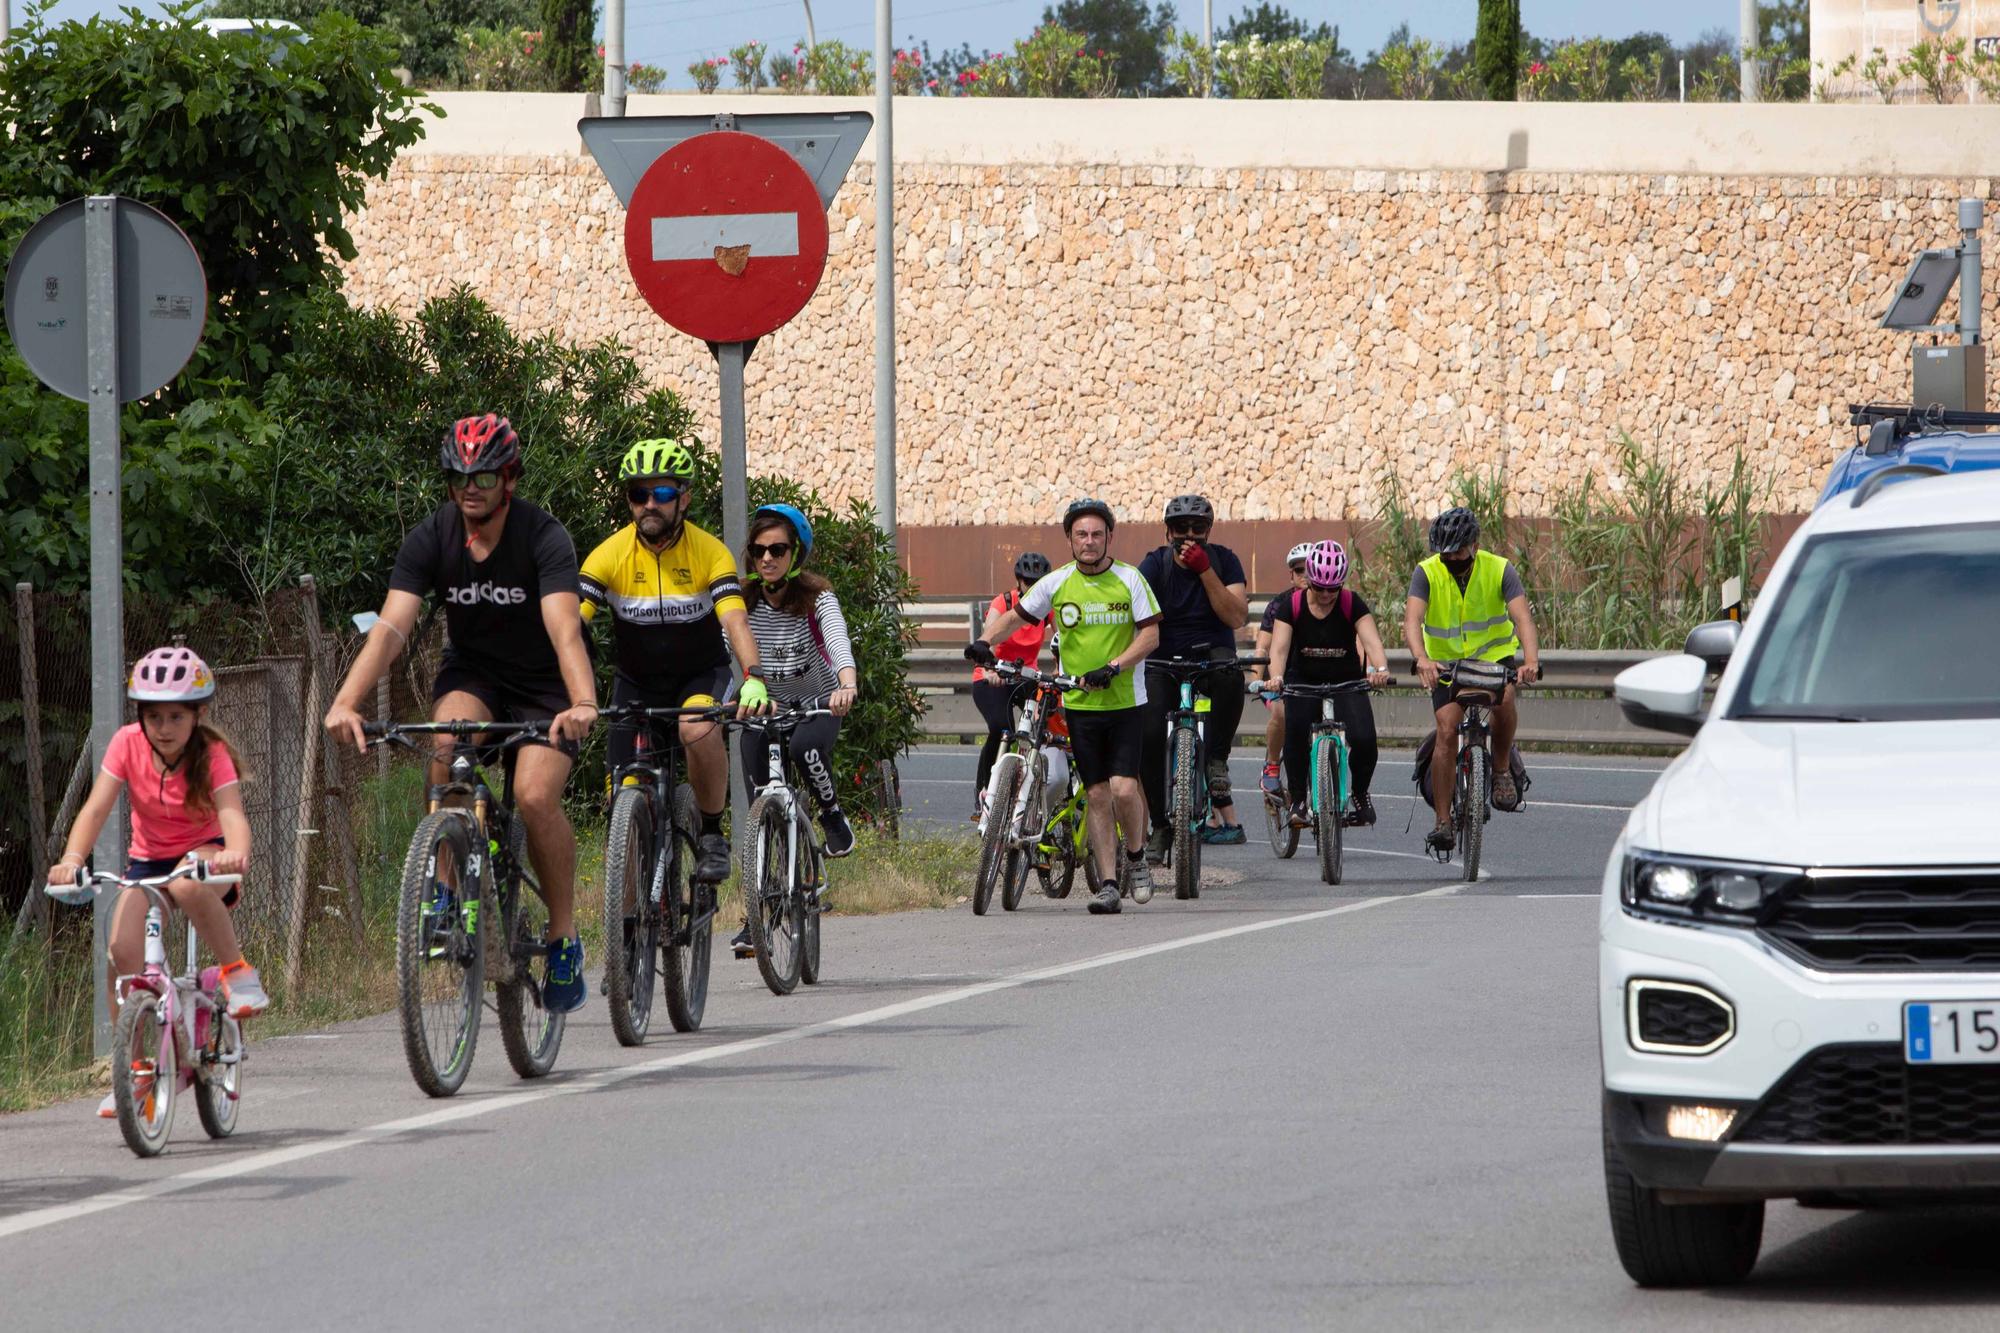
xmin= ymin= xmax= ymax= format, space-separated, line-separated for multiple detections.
xmin=622 ymin=132 xmax=831 ymax=344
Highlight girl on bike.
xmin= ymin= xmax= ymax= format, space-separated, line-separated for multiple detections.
xmin=971 ymin=551 xmax=1052 ymax=821
xmin=48 ymin=646 xmax=268 ymax=1118
xmin=1265 ymin=542 xmax=1393 ymax=828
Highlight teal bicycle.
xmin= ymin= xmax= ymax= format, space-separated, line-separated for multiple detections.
xmin=1147 ymin=655 xmax=1266 ymax=901
xmin=1280 ymin=679 xmax=1388 ymax=886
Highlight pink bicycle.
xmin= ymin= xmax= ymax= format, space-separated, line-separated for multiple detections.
xmin=47 ymin=861 xmax=247 ymax=1157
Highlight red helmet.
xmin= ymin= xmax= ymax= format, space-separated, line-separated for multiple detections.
xmin=440 ymin=414 xmax=521 ymax=475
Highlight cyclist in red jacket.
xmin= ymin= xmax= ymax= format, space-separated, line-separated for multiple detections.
xmin=970 ymin=552 xmax=1052 ymax=820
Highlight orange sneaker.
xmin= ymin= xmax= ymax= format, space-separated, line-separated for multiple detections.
xmin=219 ymin=961 xmax=269 ymax=1019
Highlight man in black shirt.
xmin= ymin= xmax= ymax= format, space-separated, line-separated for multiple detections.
xmin=326 ymin=414 xmax=599 ymax=1014
xmin=1136 ymin=494 xmax=1251 ymax=861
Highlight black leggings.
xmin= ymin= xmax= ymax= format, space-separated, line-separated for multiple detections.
xmin=973 ymin=679 xmax=1022 ymax=794
xmin=739 ymin=713 xmax=842 ymax=809
xmin=1140 ymin=663 xmax=1245 ymax=830
xmin=1283 ymin=690 xmax=1378 ymax=802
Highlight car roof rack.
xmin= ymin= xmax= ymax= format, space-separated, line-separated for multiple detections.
xmin=1849 ymin=461 xmax=1950 ymax=508
xmin=1848 ymin=402 xmax=2000 ymax=454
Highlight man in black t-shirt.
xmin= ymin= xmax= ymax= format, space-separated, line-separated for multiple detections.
xmin=326 ymin=414 xmax=599 ymax=1015
xmin=1266 ymin=540 xmax=1393 ymax=827
xmin=1137 ymin=494 xmax=1251 ymax=860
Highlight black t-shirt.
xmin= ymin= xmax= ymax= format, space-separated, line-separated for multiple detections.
xmin=1259 ymin=592 xmax=1287 ymax=634
xmin=1137 ymin=542 xmax=1248 ymax=658
xmin=1270 ymin=588 xmax=1373 ymax=685
xmin=389 ymin=500 xmax=580 ymax=685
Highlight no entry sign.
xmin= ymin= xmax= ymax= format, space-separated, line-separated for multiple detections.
xmin=622 ymin=131 xmax=831 ymax=345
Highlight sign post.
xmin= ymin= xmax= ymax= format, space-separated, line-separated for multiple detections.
xmin=581 ymin=110 xmax=870 ymax=834
xmin=4 ymin=195 xmax=207 ymax=1051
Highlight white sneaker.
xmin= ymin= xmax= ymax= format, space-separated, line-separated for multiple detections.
xmin=220 ymin=963 xmax=269 ymax=1018
xmin=1127 ymin=857 xmax=1155 ymax=905
xmin=97 ymin=1092 xmax=117 ymax=1119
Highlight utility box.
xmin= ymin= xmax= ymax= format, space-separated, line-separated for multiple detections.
xmin=1912 ymin=343 xmax=1987 ymax=412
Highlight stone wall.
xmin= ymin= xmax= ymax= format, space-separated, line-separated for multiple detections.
xmin=340 ymin=96 xmax=2000 ymax=530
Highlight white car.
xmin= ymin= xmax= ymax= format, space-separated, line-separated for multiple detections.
xmin=1599 ymin=466 xmax=2000 ymax=1287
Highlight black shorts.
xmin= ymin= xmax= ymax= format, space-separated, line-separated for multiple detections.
xmin=1066 ymin=706 xmax=1144 ymax=788
xmin=607 ymin=666 xmax=734 ymax=775
xmin=1430 ymin=656 xmax=1519 ymax=714
xmin=432 ymin=662 xmax=581 ymax=760
xmin=126 ymin=855 xmax=242 ymax=909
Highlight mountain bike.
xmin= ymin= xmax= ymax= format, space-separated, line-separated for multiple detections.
xmin=1146 ymin=655 xmax=1267 ymax=901
xmin=46 ymin=860 xmax=246 ymax=1157
xmin=1431 ymin=660 xmax=1518 ymax=883
xmin=730 ymin=700 xmax=837 ymax=995
xmin=974 ymin=660 xmax=1085 ymax=915
xmin=1281 ymin=680 xmax=1389 ymax=887
xmin=599 ymin=702 xmax=729 ymax=1043
xmin=364 ymin=720 xmax=565 ymax=1097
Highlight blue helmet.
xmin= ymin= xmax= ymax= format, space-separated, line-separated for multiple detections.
xmin=749 ymin=503 xmax=814 ymax=581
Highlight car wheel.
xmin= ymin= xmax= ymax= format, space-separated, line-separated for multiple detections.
xmin=1603 ymin=1117 xmax=1762 ymax=1287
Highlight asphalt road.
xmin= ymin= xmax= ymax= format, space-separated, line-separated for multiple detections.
xmin=6 ymin=748 xmax=2000 ymax=1327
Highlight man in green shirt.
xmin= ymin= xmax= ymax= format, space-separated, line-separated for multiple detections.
xmin=968 ymin=499 xmax=1161 ymax=915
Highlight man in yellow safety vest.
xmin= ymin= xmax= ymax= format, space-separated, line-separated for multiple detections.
xmin=1401 ymin=506 xmax=1542 ymax=854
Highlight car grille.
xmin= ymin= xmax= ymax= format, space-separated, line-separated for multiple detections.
xmin=1634 ymin=986 xmax=1731 ymax=1049
xmin=1759 ymin=868 xmax=2000 ymax=971
xmin=1735 ymin=1044 xmax=2000 ymax=1146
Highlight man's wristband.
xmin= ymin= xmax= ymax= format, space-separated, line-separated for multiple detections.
xmin=744 ymin=666 xmax=766 ymax=679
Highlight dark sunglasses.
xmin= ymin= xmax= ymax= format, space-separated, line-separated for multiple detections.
xmin=1167 ymin=521 xmax=1211 ymax=537
xmin=626 ymin=483 xmax=683 ymax=506
xmin=446 ymin=470 xmax=504 ymax=492
xmin=748 ymin=541 xmax=794 ymax=561
xmin=1288 ymin=563 xmax=1307 ymax=575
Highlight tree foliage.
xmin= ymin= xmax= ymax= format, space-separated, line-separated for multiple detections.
xmin=537 ymin=0 xmax=597 ymax=90
xmin=1474 ymin=0 xmax=1518 ymax=100
xmin=1217 ymin=3 xmax=1329 ymax=45
xmin=1041 ymin=0 xmax=1177 ymax=93
xmin=207 ymin=0 xmax=538 ymax=82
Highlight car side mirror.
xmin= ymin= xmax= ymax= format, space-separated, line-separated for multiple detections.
xmin=1683 ymin=619 xmax=1741 ymax=670
xmin=1615 ymin=655 xmax=1709 ymax=738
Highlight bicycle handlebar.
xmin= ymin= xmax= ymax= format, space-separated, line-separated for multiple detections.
xmin=1279 ymin=679 xmax=1395 ymax=697
xmin=46 ymin=858 xmax=242 ymax=907
xmin=726 ymin=698 xmax=837 ymax=731
xmin=1144 ymin=655 xmax=1269 ymax=676
xmin=989 ymin=660 xmax=1086 ymax=692
xmin=600 ymin=702 xmax=734 ymax=724
xmin=361 ymin=719 xmax=551 ymax=751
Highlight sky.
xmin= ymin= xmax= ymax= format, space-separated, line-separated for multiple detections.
xmin=32 ymin=1 xmax=1747 ymax=80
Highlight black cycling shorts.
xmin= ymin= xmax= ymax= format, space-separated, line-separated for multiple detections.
xmin=1066 ymin=705 xmax=1145 ymax=788
xmin=607 ymin=666 xmax=734 ymax=776
xmin=1430 ymin=656 xmax=1518 ymax=714
xmin=432 ymin=662 xmax=581 ymax=760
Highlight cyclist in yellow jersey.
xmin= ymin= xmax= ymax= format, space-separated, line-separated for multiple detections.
xmin=1402 ymin=507 xmax=1542 ymax=853
xmin=580 ymin=439 xmax=768 ymax=883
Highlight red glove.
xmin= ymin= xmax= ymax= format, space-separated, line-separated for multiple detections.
xmin=1176 ymin=541 xmax=1211 ymax=576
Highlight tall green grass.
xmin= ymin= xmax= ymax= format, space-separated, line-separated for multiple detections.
xmin=1354 ymin=432 xmax=1775 ymax=652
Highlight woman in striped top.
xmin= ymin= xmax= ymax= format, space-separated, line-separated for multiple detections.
xmin=740 ymin=504 xmax=858 ymax=860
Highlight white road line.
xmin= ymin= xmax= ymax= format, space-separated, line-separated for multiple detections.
xmin=1367 ymin=792 xmax=1631 ymax=813
xmin=1518 ymin=893 xmax=1599 ymax=899
xmin=0 ymin=888 xmax=1459 ymax=1243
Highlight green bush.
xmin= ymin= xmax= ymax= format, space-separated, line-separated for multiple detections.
xmin=207 ymin=0 xmax=540 ymax=83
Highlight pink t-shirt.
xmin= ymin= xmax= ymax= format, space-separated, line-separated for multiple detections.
xmin=102 ymin=722 xmax=240 ymax=860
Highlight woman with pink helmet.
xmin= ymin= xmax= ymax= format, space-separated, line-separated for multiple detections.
xmin=1264 ymin=541 xmax=1394 ymax=827
xmin=50 ymin=645 xmax=267 ymax=1119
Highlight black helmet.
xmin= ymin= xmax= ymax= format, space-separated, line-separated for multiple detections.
xmin=1013 ymin=551 xmax=1052 ymax=582
xmin=1429 ymin=506 xmax=1480 ymax=554
xmin=1164 ymin=494 xmax=1214 ymax=524
xmin=442 ymin=414 xmax=521 ymax=474
xmin=1062 ymin=498 xmax=1115 ymax=534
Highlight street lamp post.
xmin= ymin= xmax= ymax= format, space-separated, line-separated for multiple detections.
xmin=873 ymin=0 xmax=895 ymax=541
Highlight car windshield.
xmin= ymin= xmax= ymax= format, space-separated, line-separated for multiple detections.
xmin=1733 ymin=521 xmax=2000 ymax=723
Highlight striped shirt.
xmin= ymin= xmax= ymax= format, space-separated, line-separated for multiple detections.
xmin=748 ymin=590 xmax=855 ymax=703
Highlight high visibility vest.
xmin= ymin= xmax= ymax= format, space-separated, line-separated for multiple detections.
xmin=1419 ymin=551 xmax=1522 ymax=664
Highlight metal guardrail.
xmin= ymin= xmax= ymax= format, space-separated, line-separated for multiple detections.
xmin=902 ymin=643 xmax=1675 ymax=749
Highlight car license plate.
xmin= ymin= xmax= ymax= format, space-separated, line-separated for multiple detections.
xmin=1904 ymin=1002 xmax=2000 ymax=1064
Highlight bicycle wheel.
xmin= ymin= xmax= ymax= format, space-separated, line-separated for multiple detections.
xmin=743 ymin=794 xmax=803 ymax=995
xmin=661 ymin=783 xmax=710 ymax=1032
xmin=113 ymin=988 xmax=176 ymax=1157
xmin=1264 ymin=788 xmax=1299 ymax=859
xmin=974 ymin=753 xmax=1022 ymax=917
xmin=1315 ymin=737 xmax=1344 ymax=886
xmin=602 ymin=786 xmax=658 ymax=1047
xmin=395 ymin=810 xmax=483 ymax=1098
xmin=194 ymin=1009 xmax=243 ymax=1140
xmin=1171 ymin=727 xmax=1202 ymax=900
xmin=1047 ymin=803 xmax=1079 ymax=899
xmin=1002 ymin=753 xmax=1044 ymax=912
xmin=801 ymin=832 xmax=824 ymax=986
xmin=1460 ymin=745 xmax=1488 ymax=883
xmin=497 ymin=868 xmax=565 ymax=1079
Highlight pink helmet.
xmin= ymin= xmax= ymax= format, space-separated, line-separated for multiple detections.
xmin=1305 ymin=540 xmax=1348 ymax=590
xmin=128 ymin=645 xmax=216 ymax=703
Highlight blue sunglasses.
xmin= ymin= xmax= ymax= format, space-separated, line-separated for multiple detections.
xmin=626 ymin=482 xmax=683 ymax=506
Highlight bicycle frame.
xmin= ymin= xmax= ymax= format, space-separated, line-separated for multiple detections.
xmin=1307 ymin=699 xmax=1351 ymax=818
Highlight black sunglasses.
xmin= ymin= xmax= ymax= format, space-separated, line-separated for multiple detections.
xmin=1167 ymin=521 xmax=1211 ymax=536
xmin=627 ymin=482 xmax=683 ymax=506
xmin=748 ymin=541 xmax=794 ymax=561
xmin=1288 ymin=563 xmax=1307 ymax=575
xmin=446 ymin=471 xmax=504 ymax=492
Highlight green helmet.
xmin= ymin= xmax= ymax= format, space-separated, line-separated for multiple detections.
xmin=618 ymin=437 xmax=696 ymax=484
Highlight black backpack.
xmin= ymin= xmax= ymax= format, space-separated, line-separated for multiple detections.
xmin=1412 ymin=730 xmax=1531 ymax=811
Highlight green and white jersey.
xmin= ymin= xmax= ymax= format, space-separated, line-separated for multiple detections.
xmin=1019 ymin=560 xmax=1162 ymax=712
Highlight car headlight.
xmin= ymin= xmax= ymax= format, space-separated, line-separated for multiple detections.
xmin=1621 ymin=852 xmax=1804 ymax=923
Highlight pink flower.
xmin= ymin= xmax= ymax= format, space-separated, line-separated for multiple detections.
xmin=927 ymin=78 xmax=938 ymax=88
